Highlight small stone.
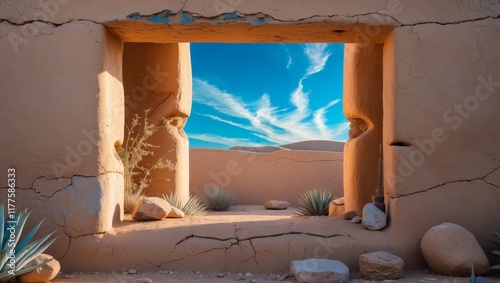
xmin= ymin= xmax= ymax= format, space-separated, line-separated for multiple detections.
xmin=132 ymin=197 xmax=171 ymax=221
xmin=359 ymin=251 xmax=404 ymax=280
xmin=328 ymin=201 xmax=345 ymax=217
xmin=245 ymin=272 xmax=253 ymax=277
xmin=421 ymin=222 xmax=490 ymax=276
xmin=216 ymin=272 xmax=225 ymax=278
xmin=132 ymin=279 xmax=153 ymax=283
xmin=343 ymin=210 xmax=357 ymax=220
xmin=16 ymin=254 xmax=60 ymax=283
xmin=333 ymin=197 xmax=345 ymax=205
xmin=351 ymin=216 xmax=362 ymax=223
xmin=128 ymin=269 xmax=137 ymax=274
xmin=264 ymin=200 xmax=290 ymax=210
xmin=362 ymin=203 xmax=387 ymax=230
xmin=290 ymin=259 xmax=349 ymax=283
xmin=167 ymin=207 xmax=185 ymax=218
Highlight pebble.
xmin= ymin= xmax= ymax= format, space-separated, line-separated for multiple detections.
xmin=245 ymin=272 xmax=253 ymax=277
xmin=351 ymin=216 xmax=362 ymax=223
xmin=132 ymin=279 xmax=152 ymax=283
xmin=128 ymin=269 xmax=137 ymax=275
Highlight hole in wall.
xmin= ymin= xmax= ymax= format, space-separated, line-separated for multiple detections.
xmin=186 ymin=43 xmax=349 ymax=149
xmin=390 ymin=141 xmax=412 ymax=147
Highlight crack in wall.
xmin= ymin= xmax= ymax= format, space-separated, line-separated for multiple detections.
xmin=1 ymin=10 xmax=498 ymax=29
xmin=393 ymin=166 xmax=500 ymax=199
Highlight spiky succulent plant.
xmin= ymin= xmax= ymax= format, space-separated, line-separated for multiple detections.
xmin=203 ymin=187 xmax=238 ymax=211
xmin=0 ymin=204 xmax=56 ymax=282
xmin=163 ymin=193 xmax=206 ymax=216
xmin=296 ymin=189 xmax=333 ymax=216
xmin=490 ymin=231 xmax=500 ymax=270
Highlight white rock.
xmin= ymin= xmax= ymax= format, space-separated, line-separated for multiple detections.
xmin=16 ymin=254 xmax=60 ymax=283
xmin=264 ymin=200 xmax=290 ymax=210
xmin=132 ymin=278 xmax=153 ymax=283
xmin=421 ymin=222 xmax=490 ymax=276
xmin=290 ymin=259 xmax=349 ymax=283
xmin=359 ymin=251 xmax=404 ymax=280
xmin=362 ymin=203 xmax=386 ymax=230
xmin=351 ymin=216 xmax=362 ymax=223
xmin=128 ymin=268 xmax=137 ymax=274
xmin=132 ymin=197 xmax=171 ymax=221
xmin=166 ymin=207 xmax=185 ymax=218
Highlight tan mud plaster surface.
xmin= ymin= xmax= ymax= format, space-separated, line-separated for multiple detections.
xmin=61 ymin=206 xmax=398 ymax=273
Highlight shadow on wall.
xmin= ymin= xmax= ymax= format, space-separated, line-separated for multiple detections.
xmin=189 ymin=140 xmax=344 ymax=205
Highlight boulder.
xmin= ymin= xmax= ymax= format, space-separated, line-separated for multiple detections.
xmin=328 ymin=201 xmax=345 ymax=217
xmin=333 ymin=197 xmax=345 ymax=205
xmin=362 ymin=203 xmax=386 ymax=230
xmin=264 ymin=200 xmax=291 ymax=210
xmin=16 ymin=254 xmax=60 ymax=283
xmin=132 ymin=197 xmax=171 ymax=221
xmin=421 ymin=222 xmax=490 ymax=276
xmin=167 ymin=207 xmax=185 ymax=218
xmin=290 ymin=259 xmax=349 ymax=283
xmin=359 ymin=251 xmax=404 ymax=280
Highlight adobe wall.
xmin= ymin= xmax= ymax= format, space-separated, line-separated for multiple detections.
xmin=190 ymin=148 xmax=344 ymax=205
xmin=0 ymin=0 xmax=499 ymax=272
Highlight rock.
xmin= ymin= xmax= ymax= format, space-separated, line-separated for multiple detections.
xmin=264 ymin=200 xmax=290 ymax=210
xmin=328 ymin=201 xmax=345 ymax=217
xmin=343 ymin=210 xmax=357 ymax=220
xmin=245 ymin=272 xmax=253 ymax=277
xmin=351 ymin=216 xmax=362 ymax=223
xmin=128 ymin=268 xmax=137 ymax=274
xmin=132 ymin=197 xmax=171 ymax=221
xmin=362 ymin=203 xmax=386 ymax=230
xmin=167 ymin=207 xmax=185 ymax=218
xmin=359 ymin=251 xmax=404 ymax=280
xmin=16 ymin=254 xmax=60 ymax=283
xmin=421 ymin=222 xmax=490 ymax=276
xmin=333 ymin=197 xmax=345 ymax=205
xmin=132 ymin=279 xmax=153 ymax=283
xmin=290 ymin=259 xmax=349 ymax=283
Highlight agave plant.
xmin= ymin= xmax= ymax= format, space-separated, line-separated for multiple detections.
xmin=203 ymin=187 xmax=238 ymax=211
xmin=163 ymin=193 xmax=206 ymax=216
xmin=0 ymin=203 xmax=56 ymax=282
xmin=296 ymin=189 xmax=333 ymax=216
xmin=490 ymin=231 xmax=500 ymax=270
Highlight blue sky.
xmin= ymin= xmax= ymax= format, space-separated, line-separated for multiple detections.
xmin=185 ymin=43 xmax=348 ymax=149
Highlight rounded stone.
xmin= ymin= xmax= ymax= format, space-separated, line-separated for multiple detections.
xmin=359 ymin=251 xmax=404 ymax=280
xmin=16 ymin=254 xmax=60 ymax=283
xmin=362 ymin=203 xmax=386 ymax=230
xmin=421 ymin=222 xmax=490 ymax=276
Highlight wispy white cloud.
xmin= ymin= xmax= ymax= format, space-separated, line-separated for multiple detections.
xmin=304 ymin=43 xmax=332 ymax=76
xmin=191 ymin=78 xmax=346 ymax=148
xmin=313 ymin=99 xmax=341 ymax=136
xmin=280 ymin=44 xmax=293 ymax=70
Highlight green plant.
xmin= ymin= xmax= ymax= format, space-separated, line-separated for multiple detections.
xmin=469 ymin=263 xmax=475 ymax=283
xmin=489 ymin=230 xmax=500 ymax=270
xmin=203 ymin=187 xmax=238 ymax=211
xmin=163 ymin=193 xmax=206 ymax=216
xmin=296 ymin=189 xmax=333 ymax=216
xmin=119 ymin=110 xmax=173 ymax=213
xmin=0 ymin=204 xmax=56 ymax=282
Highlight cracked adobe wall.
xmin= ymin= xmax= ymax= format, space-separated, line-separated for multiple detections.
xmin=190 ymin=148 xmax=344 ymax=205
xmin=0 ymin=21 xmax=124 ymax=258
xmin=0 ymin=0 xmax=500 ymax=272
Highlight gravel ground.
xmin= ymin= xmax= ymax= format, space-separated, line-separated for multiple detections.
xmin=53 ymin=269 xmax=500 ymax=283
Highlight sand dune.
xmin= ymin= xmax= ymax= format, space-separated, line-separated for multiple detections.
xmin=229 ymin=140 xmax=344 ymax=153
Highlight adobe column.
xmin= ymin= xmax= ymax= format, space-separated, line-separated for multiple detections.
xmin=123 ymin=43 xmax=192 ymax=204
xmin=343 ymin=43 xmax=383 ymax=215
